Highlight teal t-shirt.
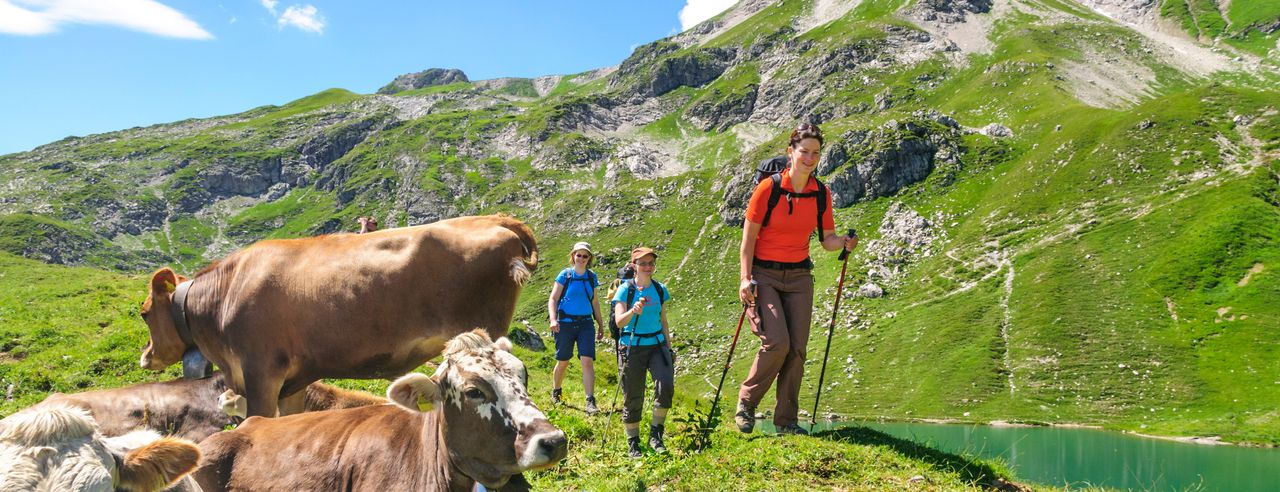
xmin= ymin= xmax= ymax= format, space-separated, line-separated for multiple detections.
xmin=611 ymin=280 xmax=669 ymax=347
xmin=555 ymin=268 xmax=598 ymax=319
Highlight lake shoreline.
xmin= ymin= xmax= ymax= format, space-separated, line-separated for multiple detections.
xmin=827 ymin=415 xmax=1276 ymax=448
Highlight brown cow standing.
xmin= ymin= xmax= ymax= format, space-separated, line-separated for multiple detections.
xmin=193 ymin=330 xmax=566 ymax=492
xmin=138 ymin=214 xmax=538 ymax=418
xmin=34 ymin=373 xmax=386 ymax=442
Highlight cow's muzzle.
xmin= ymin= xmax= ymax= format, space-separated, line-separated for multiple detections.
xmin=520 ymin=428 xmax=567 ymax=471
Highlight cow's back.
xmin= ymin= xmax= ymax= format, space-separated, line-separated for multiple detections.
xmin=189 ymin=215 xmax=536 ymax=382
xmin=38 ymin=375 xmax=231 ymax=441
xmin=194 ymin=405 xmax=442 ymax=491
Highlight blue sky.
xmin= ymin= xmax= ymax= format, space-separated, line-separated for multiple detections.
xmin=0 ymin=0 xmax=738 ymax=155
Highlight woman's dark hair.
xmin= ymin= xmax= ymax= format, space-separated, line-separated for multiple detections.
xmin=788 ymin=122 xmax=824 ymax=148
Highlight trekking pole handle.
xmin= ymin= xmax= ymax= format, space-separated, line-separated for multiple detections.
xmin=838 ymin=228 xmax=857 ymax=261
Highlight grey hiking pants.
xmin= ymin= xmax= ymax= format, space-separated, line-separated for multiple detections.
xmin=738 ymin=265 xmax=814 ymax=427
xmin=620 ymin=344 xmax=674 ymax=424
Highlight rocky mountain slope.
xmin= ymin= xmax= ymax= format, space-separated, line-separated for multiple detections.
xmin=2 ymin=0 xmax=1278 ymax=443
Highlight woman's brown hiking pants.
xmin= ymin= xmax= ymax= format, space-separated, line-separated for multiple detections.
xmin=738 ymin=265 xmax=813 ymax=428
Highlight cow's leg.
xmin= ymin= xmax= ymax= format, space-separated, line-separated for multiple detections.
xmin=242 ymin=377 xmax=283 ymax=417
xmin=278 ymin=388 xmax=306 ymax=416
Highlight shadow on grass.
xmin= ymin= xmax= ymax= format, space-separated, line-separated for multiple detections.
xmin=813 ymin=426 xmax=1016 ymax=489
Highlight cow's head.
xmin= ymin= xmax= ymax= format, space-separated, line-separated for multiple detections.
xmin=0 ymin=405 xmax=200 ymax=492
xmin=388 ymin=329 xmax=567 ymax=489
xmin=139 ymin=267 xmax=190 ymax=370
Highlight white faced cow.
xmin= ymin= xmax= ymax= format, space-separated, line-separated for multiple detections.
xmin=0 ymin=405 xmax=200 ymax=492
xmin=138 ymin=214 xmax=539 ymax=418
xmin=193 ymin=330 xmax=566 ymax=492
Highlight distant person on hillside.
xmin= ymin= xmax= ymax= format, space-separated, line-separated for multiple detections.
xmin=357 ymin=216 xmax=378 ymax=233
xmin=612 ymin=246 xmax=674 ymax=457
xmin=735 ymin=122 xmax=858 ymax=436
xmin=548 ymin=242 xmax=605 ymax=415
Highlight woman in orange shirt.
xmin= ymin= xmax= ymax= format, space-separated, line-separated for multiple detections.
xmin=736 ymin=122 xmax=857 ymax=435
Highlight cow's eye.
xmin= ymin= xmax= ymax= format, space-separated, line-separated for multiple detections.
xmin=464 ymin=388 xmax=485 ymax=401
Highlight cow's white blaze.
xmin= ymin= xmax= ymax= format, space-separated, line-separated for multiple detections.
xmin=437 ymin=349 xmax=544 ymax=430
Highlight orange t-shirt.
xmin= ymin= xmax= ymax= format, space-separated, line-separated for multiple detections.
xmin=744 ymin=170 xmax=835 ymax=263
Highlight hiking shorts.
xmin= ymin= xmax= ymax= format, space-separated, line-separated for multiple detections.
xmin=620 ymin=344 xmax=674 ymax=424
xmin=553 ymin=318 xmax=596 ymax=361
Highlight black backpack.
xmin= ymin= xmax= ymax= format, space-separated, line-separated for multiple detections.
xmin=755 ymin=156 xmax=828 ymax=234
xmin=606 ymin=270 xmax=668 ymax=341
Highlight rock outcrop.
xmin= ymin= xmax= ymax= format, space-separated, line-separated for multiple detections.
xmin=377 ymin=68 xmax=470 ymax=95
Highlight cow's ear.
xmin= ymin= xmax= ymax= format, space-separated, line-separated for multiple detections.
xmin=116 ymin=437 xmax=200 ymax=492
xmin=494 ymin=337 xmax=513 ymax=353
xmin=388 ymin=373 xmax=440 ymax=413
xmin=149 ymin=268 xmax=178 ymax=295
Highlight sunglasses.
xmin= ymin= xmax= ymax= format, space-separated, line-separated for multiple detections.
xmin=635 ymin=261 xmax=656 ymax=267
xmin=795 ymin=122 xmax=823 ymax=135
xmin=574 ymin=253 xmax=591 ymax=259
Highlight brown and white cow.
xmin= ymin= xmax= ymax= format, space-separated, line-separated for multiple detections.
xmin=0 ymin=405 xmax=200 ymax=492
xmin=193 ymin=330 xmax=566 ymax=492
xmin=35 ymin=372 xmax=387 ymax=442
xmin=138 ymin=214 xmax=538 ymax=417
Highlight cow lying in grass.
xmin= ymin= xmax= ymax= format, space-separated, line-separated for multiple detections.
xmin=0 ymin=405 xmax=200 ymax=491
xmin=36 ymin=372 xmax=386 ymax=442
xmin=138 ymin=214 xmax=539 ymax=418
xmin=194 ymin=330 xmax=565 ymax=491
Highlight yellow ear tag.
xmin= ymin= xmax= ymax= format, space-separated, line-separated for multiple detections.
xmin=165 ymin=281 xmax=176 ymax=293
xmin=416 ymin=394 xmax=434 ymax=412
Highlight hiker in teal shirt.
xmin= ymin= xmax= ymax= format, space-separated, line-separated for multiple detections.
xmin=548 ymin=241 xmax=605 ymax=415
xmin=611 ymin=246 xmax=674 ymax=457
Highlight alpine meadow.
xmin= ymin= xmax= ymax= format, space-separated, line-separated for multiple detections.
xmin=1 ymin=0 xmax=1279 ymax=490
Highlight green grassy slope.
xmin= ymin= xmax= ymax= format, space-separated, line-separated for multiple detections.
xmin=0 ymin=252 xmax=1060 ymax=490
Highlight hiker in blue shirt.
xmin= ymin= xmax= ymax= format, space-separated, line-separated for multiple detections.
xmin=611 ymin=246 xmax=674 ymax=457
xmin=548 ymin=241 xmax=605 ymax=415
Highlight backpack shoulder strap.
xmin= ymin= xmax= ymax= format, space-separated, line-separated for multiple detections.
xmin=653 ymin=280 xmax=668 ymax=304
xmin=554 ymin=267 xmax=572 ymax=307
xmin=761 ymin=173 xmax=784 ymax=228
xmin=814 ymin=177 xmax=828 ymax=238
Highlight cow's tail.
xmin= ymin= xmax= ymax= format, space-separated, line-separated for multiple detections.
xmin=495 ymin=214 xmax=538 ymax=285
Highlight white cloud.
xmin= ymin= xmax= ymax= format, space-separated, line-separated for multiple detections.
xmin=679 ymin=0 xmax=738 ymax=31
xmin=277 ymin=4 xmax=323 ymax=33
xmin=259 ymin=0 xmax=276 ymax=15
xmin=0 ymin=0 xmax=213 ymax=39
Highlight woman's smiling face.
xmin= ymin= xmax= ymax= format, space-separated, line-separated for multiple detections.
xmin=788 ymin=137 xmax=822 ymax=173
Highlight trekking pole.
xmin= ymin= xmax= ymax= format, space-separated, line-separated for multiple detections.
xmin=703 ymin=281 xmax=757 ymax=439
xmin=810 ymin=229 xmax=856 ymax=432
xmin=611 ymin=307 xmax=640 ymax=412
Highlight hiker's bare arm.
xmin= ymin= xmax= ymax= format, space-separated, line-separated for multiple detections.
xmin=739 ymin=221 xmax=761 ymax=304
xmin=548 ymin=282 xmax=565 ymax=330
xmin=614 ymin=295 xmax=640 ymax=326
xmin=660 ymin=309 xmax=671 ymax=345
xmin=821 ymin=229 xmax=858 ymax=252
xmin=592 ymin=294 xmax=604 ymax=339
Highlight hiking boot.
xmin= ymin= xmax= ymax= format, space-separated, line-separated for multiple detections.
xmin=627 ymin=436 xmax=643 ymax=458
xmin=551 ymin=388 xmax=562 ymax=405
xmin=777 ymin=423 xmax=810 ymax=436
xmin=648 ymin=424 xmax=667 ymax=454
xmin=584 ymin=397 xmax=599 ymax=415
xmin=734 ymin=400 xmax=756 ymax=433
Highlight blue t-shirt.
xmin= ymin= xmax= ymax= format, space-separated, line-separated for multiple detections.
xmin=611 ymin=280 xmax=670 ymax=347
xmin=555 ymin=268 xmax=598 ymax=319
